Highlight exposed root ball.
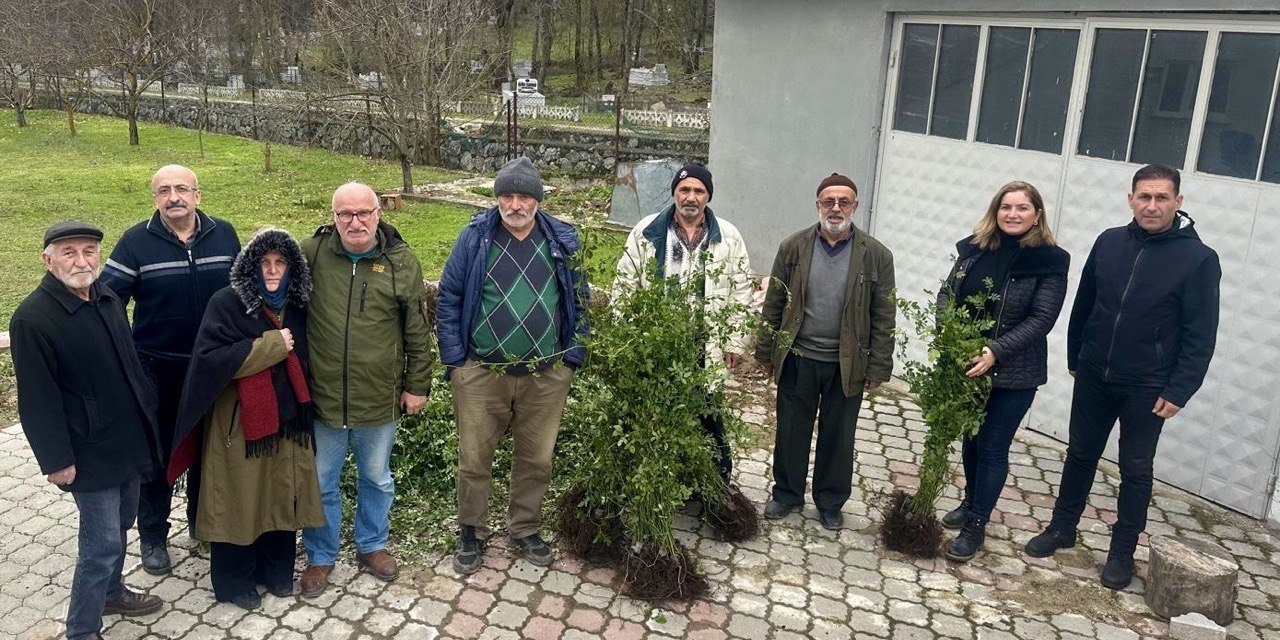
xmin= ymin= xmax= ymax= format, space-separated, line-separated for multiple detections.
xmin=555 ymin=485 xmax=628 ymax=565
xmin=704 ymin=484 xmax=760 ymax=542
xmin=621 ymin=543 xmax=708 ymax=602
xmin=879 ymin=489 xmax=943 ymax=558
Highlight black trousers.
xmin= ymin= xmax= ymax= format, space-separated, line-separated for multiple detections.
xmin=210 ymin=530 xmax=296 ymax=601
xmin=771 ymin=356 xmax=863 ymax=513
xmin=1049 ymin=367 xmax=1165 ymax=555
xmin=701 ymin=410 xmax=733 ymax=481
xmin=137 ymin=353 xmax=199 ymax=545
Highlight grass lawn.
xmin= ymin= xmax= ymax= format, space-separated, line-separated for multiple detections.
xmin=0 ymin=110 xmax=625 ymax=427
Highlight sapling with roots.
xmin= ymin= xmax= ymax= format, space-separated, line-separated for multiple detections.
xmin=880 ymin=279 xmax=996 ymax=558
xmin=555 ymin=247 xmax=760 ymax=601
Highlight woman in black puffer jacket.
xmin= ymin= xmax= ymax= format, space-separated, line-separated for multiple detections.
xmin=936 ymin=181 xmax=1070 ymax=562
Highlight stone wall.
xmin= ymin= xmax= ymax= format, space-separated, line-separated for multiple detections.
xmin=50 ymin=92 xmax=707 ymax=177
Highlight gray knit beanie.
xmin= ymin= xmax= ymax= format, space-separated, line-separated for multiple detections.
xmin=494 ymin=157 xmax=545 ymax=202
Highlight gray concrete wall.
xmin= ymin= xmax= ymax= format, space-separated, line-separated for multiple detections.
xmin=709 ymin=0 xmax=1280 ymax=270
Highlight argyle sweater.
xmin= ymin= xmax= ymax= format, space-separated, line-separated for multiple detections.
xmin=469 ymin=225 xmax=562 ymax=374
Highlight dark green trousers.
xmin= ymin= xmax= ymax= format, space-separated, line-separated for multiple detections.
xmin=771 ymin=355 xmax=863 ymax=512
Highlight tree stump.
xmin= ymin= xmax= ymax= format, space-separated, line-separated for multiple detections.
xmin=1145 ymin=535 xmax=1238 ymax=625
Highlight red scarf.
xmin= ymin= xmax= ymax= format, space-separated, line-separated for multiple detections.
xmin=236 ymin=310 xmax=311 ymax=443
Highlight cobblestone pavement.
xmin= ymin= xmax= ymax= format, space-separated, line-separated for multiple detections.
xmin=2 ymin=384 xmax=1278 ymax=640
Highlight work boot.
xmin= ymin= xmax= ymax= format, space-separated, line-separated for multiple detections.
xmin=230 ymin=590 xmax=261 ymax=611
xmin=941 ymin=499 xmax=972 ymax=530
xmin=140 ymin=541 xmax=172 ymax=575
xmin=946 ymin=515 xmax=986 ymax=562
xmin=102 ymin=588 xmax=163 ymax=616
xmin=357 ymin=549 xmax=399 ymax=581
xmin=763 ymin=500 xmax=800 ymax=519
xmin=453 ymin=526 xmax=486 ymax=574
xmin=1023 ymin=527 xmax=1076 ymax=558
xmin=1101 ymin=551 xmax=1135 ymax=590
xmin=299 ymin=564 xmax=332 ymax=598
xmin=819 ymin=510 xmax=844 ymax=530
xmin=511 ymin=533 xmax=554 ymax=567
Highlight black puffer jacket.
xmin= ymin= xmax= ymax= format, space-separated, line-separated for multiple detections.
xmin=940 ymin=236 xmax=1071 ymax=389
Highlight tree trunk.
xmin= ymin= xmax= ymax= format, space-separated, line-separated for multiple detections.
xmin=128 ymin=74 xmax=141 ymax=146
xmin=14 ymin=101 xmax=26 ymax=127
xmin=573 ymin=0 xmax=584 ymax=92
xmin=66 ymin=107 xmax=76 ymax=136
xmin=692 ymin=0 xmax=710 ymax=74
xmin=531 ymin=18 xmax=542 ymax=79
xmin=539 ymin=0 xmax=554 ymax=88
xmin=631 ymin=0 xmax=645 ymax=64
xmin=400 ymin=154 xmax=413 ymax=193
xmin=591 ymin=0 xmax=603 ymax=80
xmin=264 ymin=140 xmax=272 ymax=172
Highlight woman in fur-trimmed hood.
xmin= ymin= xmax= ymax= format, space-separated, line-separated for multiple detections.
xmin=168 ymin=227 xmax=324 ymax=610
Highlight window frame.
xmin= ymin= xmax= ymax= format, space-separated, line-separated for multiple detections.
xmin=888 ymin=14 xmax=1280 ymax=185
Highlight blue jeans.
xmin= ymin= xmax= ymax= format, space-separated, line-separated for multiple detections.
xmin=302 ymin=420 xmax=396 ymax=565
xmin=68 ymin=476 xmax=140 ymax=640
xmin=960 ymin=388 xmax=1037 ymax=525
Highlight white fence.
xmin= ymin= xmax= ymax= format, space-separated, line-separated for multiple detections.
xmin=622 ymin=108 xmax=710 ymax=130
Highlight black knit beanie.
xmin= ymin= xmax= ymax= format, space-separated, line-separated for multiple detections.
xmin=671 ymin=163 xmax=713 ymax=201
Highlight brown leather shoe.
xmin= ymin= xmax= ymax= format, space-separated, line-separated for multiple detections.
xmin=102 ymin=588 xmax=162 ymax=616
xmin=357 ymin=549 xmax=399 ymax=581
xmin=299 ymin=564 xmax=332 ymax=598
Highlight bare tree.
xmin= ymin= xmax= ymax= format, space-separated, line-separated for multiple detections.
xmin=308 ymin=0 xmax=492 ymax=192
xmin=0 ymin=0 xmax=44 ymax=126
xmin=86 ymin=0 xmax=206 ymax=145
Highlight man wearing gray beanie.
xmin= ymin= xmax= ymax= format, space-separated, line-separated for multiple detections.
xmin=438 ymin=156 xmax=589 ymax=574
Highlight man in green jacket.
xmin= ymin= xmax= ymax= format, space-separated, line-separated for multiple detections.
xmin=298 ymin=182 xmax=433 ymax=596
xmin=755 ymin=173 xmax=895 ymax=530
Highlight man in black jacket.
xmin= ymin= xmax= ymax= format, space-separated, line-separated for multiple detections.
xmin=10 ymin=222 xmax=165 ymax=640
xmin=100 ymin=164 xmax=240 ymax=574
xmin=1025 ymin=165 xmax=1221 ymax=590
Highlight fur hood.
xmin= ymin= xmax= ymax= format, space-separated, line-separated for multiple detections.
xmin=229 ymin=228 xmax=311 ymax=312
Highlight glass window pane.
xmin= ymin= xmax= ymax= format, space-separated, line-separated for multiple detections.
xmin=1019 ymin=29 xmax=1080 ymax=153
xmin=1077 ymin=29 xmax=1146 ymax=160
xmin=929 ymin=25 xmax=980 ymax=139
xmin=1197 ymin=33 xmax=1280 ymax=179
xmin=894 ymin=24 xmax=939 ymax=134
xmin=976 ymin=27 xmax=1031 ymax=147
xmin=1130 ymin=30 xmax=1207 ymax=167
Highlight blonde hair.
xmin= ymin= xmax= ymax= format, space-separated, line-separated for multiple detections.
xmin=971 ymin=181 xmax=1056 ymax=250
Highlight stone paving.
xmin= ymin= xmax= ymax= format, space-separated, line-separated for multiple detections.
xmin=1 ymin=381 xmax=1278 ymax=640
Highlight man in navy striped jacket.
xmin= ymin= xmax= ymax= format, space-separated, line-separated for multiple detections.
xmin=100 ymin=164 xmax=240 ymax=575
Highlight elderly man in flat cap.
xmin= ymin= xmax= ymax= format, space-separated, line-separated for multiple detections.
xmin=10 ymin=221 xmax=165 ymax=640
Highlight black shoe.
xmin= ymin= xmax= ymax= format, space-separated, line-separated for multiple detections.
xmin=102 ymin=588 xmax=163 ymax=616
xmin=511 ymin=533 xmax=554 ymax=567
xmin=140 ymin=542 xmax=172 ymax=575
xmin=819 ymin=510 xmax=843 ymax=530
xmin=1023 ymin=527 xmax=1076 ymax=558
xmin=763 ymin=500 xmax=800 ymax=519
xmin=1100 ymin=551 xmax=1135 ymax=590
xmin=941 ymin=500 xmax=972 ymax=530
xmin=946 ymin=516 xmax=986 ymax=562
xmin=267 ymin=582 xmax=294 ymax=598
xmin=231 ymin=590 xmax=261 ymax=611
xmin=452 ymin=526 xmax=486 ymax=574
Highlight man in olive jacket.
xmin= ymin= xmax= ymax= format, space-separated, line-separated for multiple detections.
xmin=298 ymin=182 xmax=433 ymax=596
xmin=755 ymin=173 xmax=896 ymax=530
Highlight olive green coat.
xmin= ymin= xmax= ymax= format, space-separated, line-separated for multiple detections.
xmin=755 ymin=225 xmax=897 ymax=397
xmin=195 ymin=330 xmax=324 ymax=545
xmin=301 ymin=223 xmax=434 ymax=428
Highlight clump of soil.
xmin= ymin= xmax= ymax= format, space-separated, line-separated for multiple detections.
xmin=622 ymin=543 xmax=708 ymax=601
xmin=705 ymin=484 xmax=760 ymax=542
xmin=879 ymin=489 xmax=943 ymax=558
xmin=555 ymin=485 xmax=628 ymax=565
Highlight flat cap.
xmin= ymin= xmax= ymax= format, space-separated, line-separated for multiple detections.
xmin=44 ymin=220 xmax=104 ymax=248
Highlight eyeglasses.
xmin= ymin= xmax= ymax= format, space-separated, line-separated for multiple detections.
xmin=818 ymin=198 xmax=856 ymax=210
xmin=154 ymin=185 xmax=197 ymax=198
xmin=334 ymin=209 xmax=378 ymax=223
